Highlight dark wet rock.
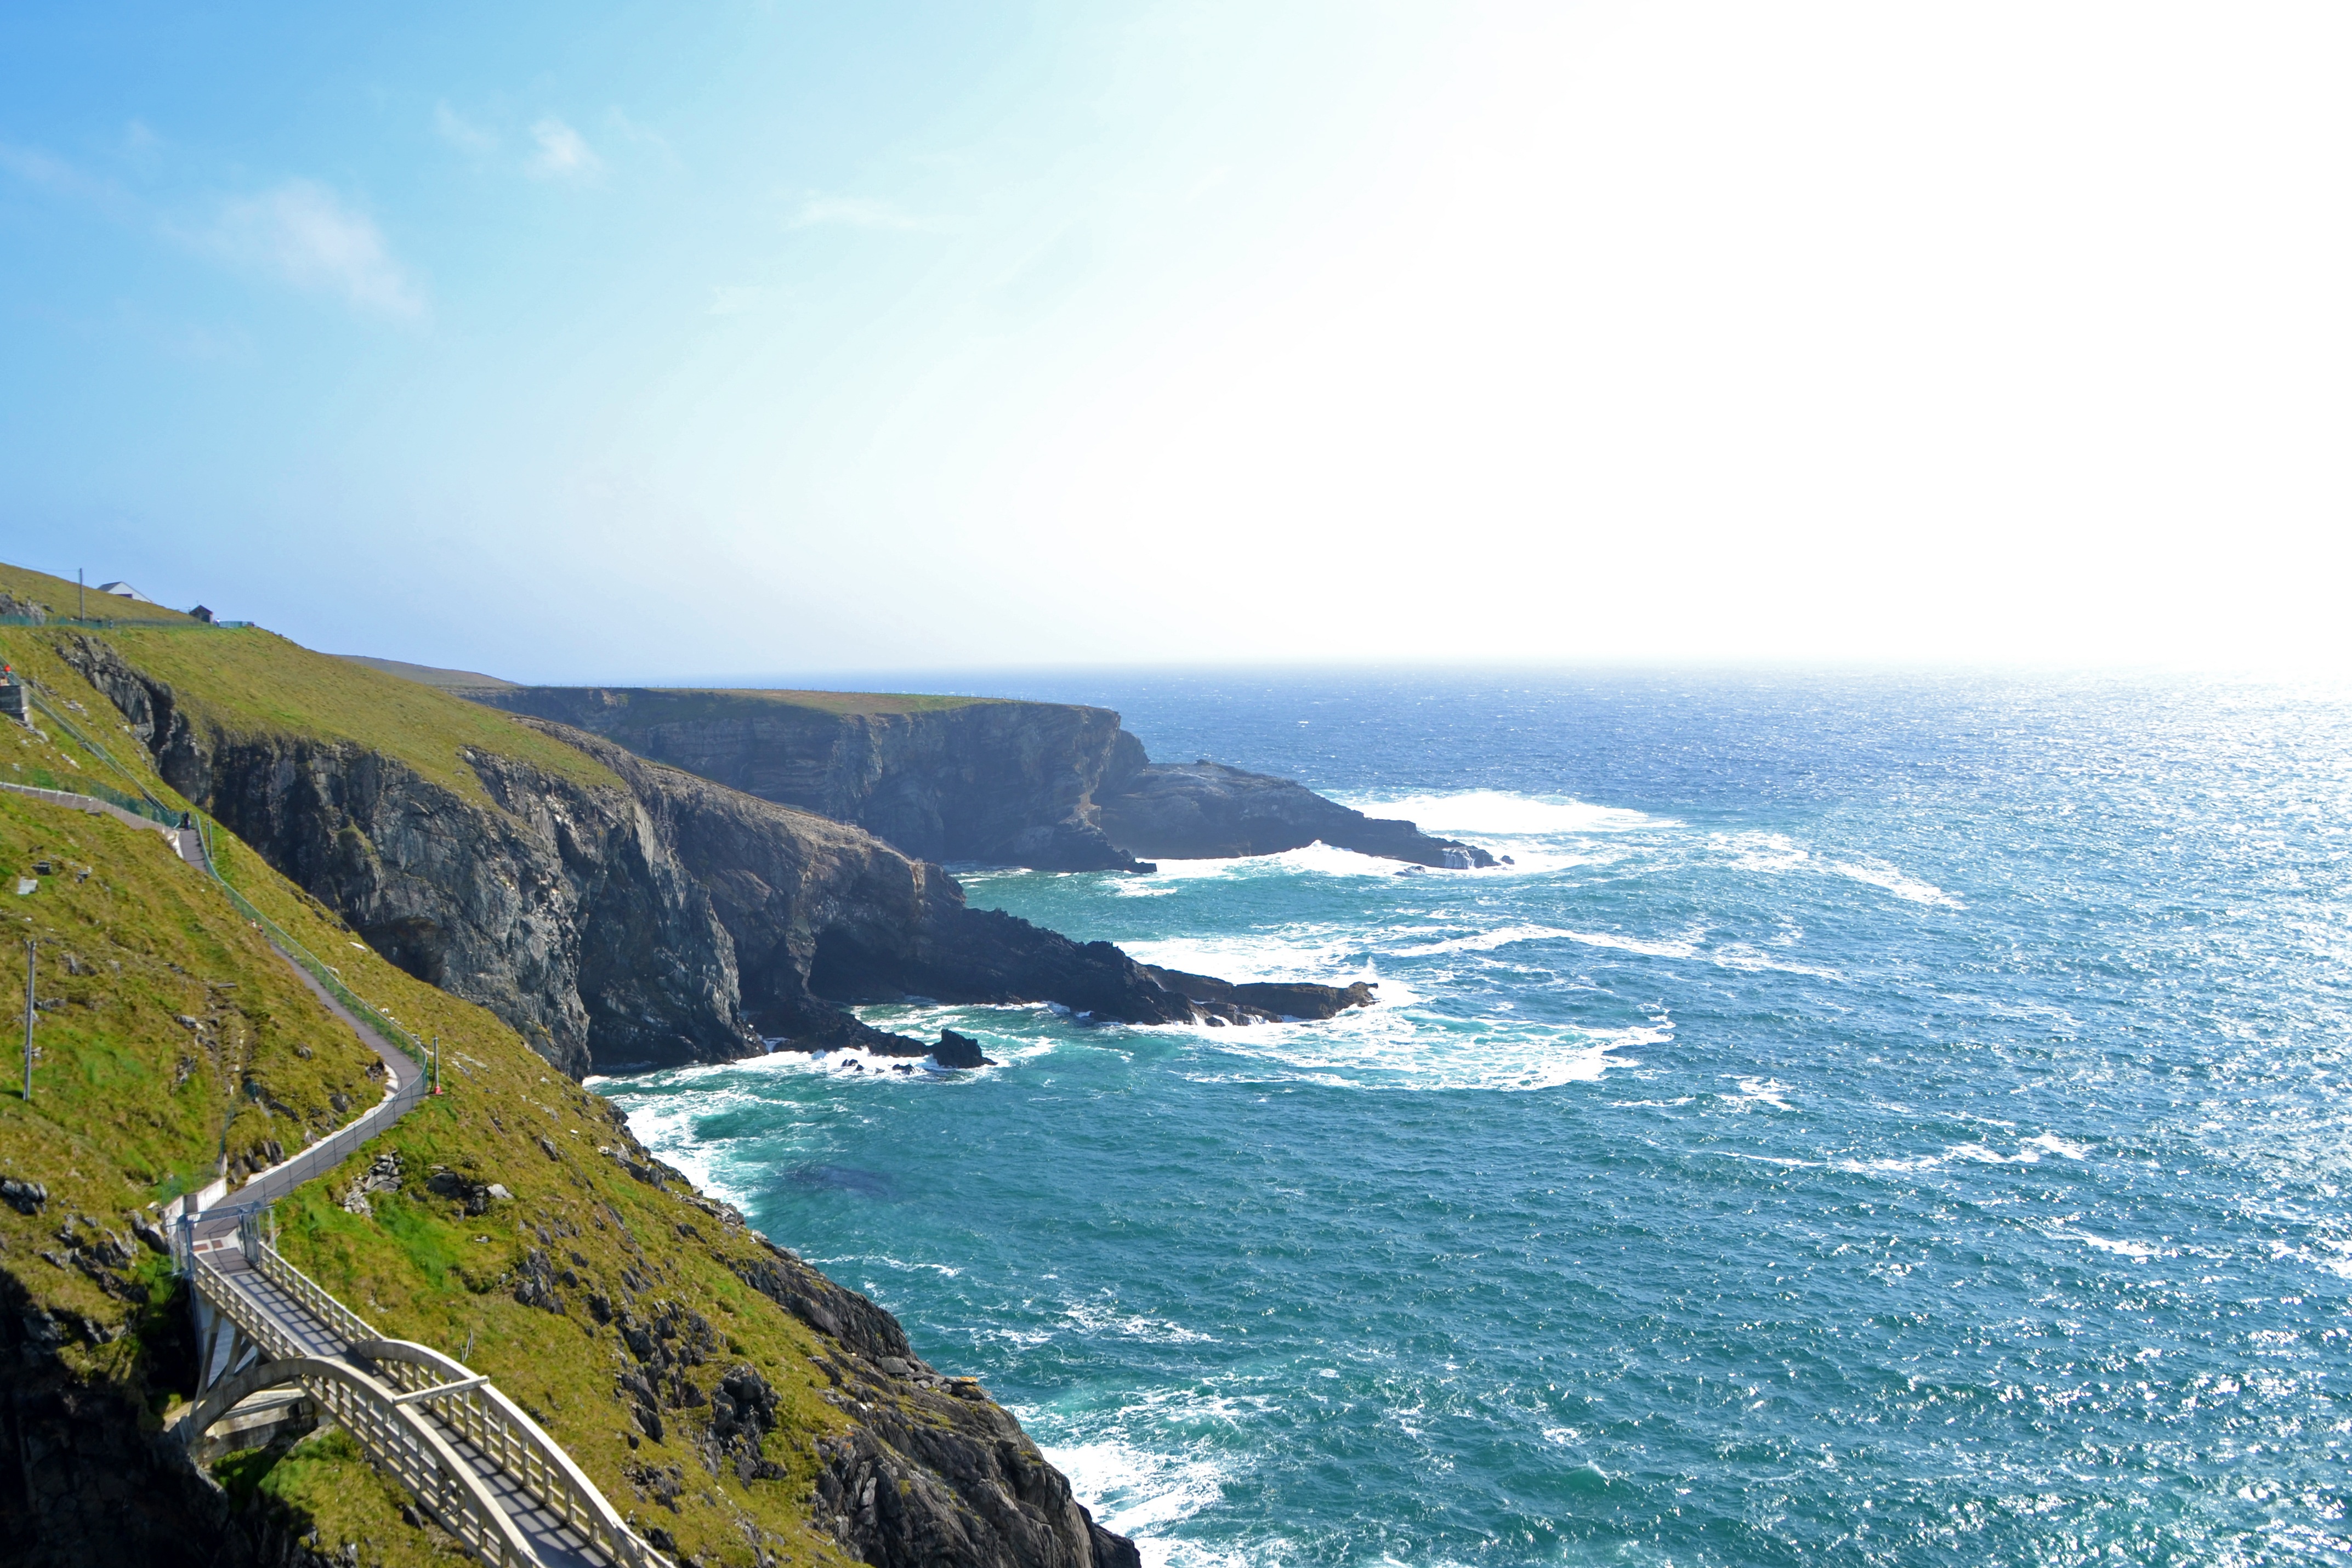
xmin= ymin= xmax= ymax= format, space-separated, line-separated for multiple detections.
xmin=934 ymin=1028 xmax=992 ymax=1069
xmin=1141 ymin=966 xmax=1379 ymax=1020
xmin=1099 ymin=750 xmax=1495 ymax=868
xmin=514 ymin=1248 xmax=567 ymax=1315
xmin=423 ymin=1167 xmax=505 ymax=1217
xmin=2 ymin=1177 xmax=49 ymax=1215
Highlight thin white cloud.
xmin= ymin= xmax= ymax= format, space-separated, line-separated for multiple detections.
xmin=789 ymin=194 xmax=945 ymax=232
xmin=197 ymin=180 xmax=424 ymax=317
xmin=434 ymin=102 xmax=498 ymax=156
xmin=604 ymin=108 xmax=674 ymax=160
xmin=526 ymin=117 xmax=601 ymax=180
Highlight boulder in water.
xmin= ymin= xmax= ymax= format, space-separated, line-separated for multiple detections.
xmin=935 ymin=1028 xmax=993 ymax=1069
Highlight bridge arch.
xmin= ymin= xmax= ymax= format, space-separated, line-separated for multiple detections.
xmin=179 ymin=1352 xmax=539 ymax=1566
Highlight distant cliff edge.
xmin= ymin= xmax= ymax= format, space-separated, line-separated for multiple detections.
xmin=457 ymin=682 xmax=1497 ymax=872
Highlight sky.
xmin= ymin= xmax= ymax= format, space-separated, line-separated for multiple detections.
xmin=3 ymin=3 xmax=2348 ymax=682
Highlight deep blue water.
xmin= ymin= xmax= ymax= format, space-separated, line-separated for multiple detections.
xmin=603 ymin=669 xmax=2352 ymax=1566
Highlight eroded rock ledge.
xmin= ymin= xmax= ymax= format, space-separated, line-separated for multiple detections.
xmin=463 ymin=684 xmax=1495 ymax=872
xmin=60 ymin=638 xmax=1372 ymax=1078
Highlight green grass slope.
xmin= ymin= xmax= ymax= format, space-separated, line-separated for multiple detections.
xmin=0 ymin=560 xmax=200 ymax=625
xmin=207 ymin=827 xmax=874 ymax=1567
xmin=509 ymin=686 xmax=996 ymax=723
xmin=10 ymin=623 xmax=620 ymax=805
xmin=0 ymin=715 xmax=914 ymax=1567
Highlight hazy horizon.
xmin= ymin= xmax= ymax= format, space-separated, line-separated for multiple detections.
xmin=5 ymin=4 xmax=2347 ymax=679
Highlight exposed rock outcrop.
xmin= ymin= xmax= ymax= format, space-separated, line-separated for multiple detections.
xmin=471 ymin=685 xmax=1145 ymax=871
xmin=467 ymin=683 xmax=1493 ymax=870
xmin=536 ymin=723 xmax=1342 ymax=1053
xmin=58 ymin=637 xmax=1370 ymax=1077
xmin=1099 ymin=739 xmax=1495 ymax=868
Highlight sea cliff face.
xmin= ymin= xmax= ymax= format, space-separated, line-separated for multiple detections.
xmin=58 ymin=638 xmax=1364 ymax=1078
xmin=471 ymin=685 xmax=1494 ymax=871
xmin=473 ymin=686 xmax=1143 ymax=871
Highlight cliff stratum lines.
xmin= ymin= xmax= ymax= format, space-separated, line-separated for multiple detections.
xmin=461 ymin=683 xmax=1495 ymax=872
xmin=16 ymin=615 xmax=1368 ymax=1080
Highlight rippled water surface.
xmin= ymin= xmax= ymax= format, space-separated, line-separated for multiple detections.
xmin=603 ymin=670 xmax=2352 ymax=1566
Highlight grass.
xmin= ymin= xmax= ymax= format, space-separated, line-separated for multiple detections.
xmin=0 ymin=560 xmax=200 ymax=626
xmin=0 ymin=766 xmax=871 ymax=1566
xmin=231 ymin=840 xmax=868 ymax=1567
xmin=0 ymin=782 xmax=385 ymax=1416
xmin=16 ymin=623 xmax=622 ymax=804
xmin=535 ymin=686 xmax=997 ymax=723
xmin=0 ymin=563 xmax=997 ymax=1565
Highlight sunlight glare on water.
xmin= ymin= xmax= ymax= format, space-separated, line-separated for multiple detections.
xmin=606 ymin=669 xmax=2352 ymax=1566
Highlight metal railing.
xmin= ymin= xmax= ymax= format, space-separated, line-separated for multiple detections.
xmin=186 ymin=1071 xmax=427 ymax=1238
xmin=230 ymin=1239 xmax=669 ymax=1568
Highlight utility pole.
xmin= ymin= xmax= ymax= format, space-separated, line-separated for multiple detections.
xmin=22 ymin=938 xmax=33 ymax=1102
xmin=431 ymin=1034 xmax=441 ymax=1095
xmin=77 ymin=569 xmax=85 ymax=623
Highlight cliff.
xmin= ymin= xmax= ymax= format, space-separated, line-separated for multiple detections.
xmin=1097 ymin=737 xmax=1495 ymax=868
xmin=470 ymin=685 xmax=1143 ymax=872
xmin=42 ymin=630 xmax=1364 ymax=1079
xmin=468 ymin=684 xmax=1493 ymax=871
xmin=0 ymin=775 xmax=1137 ymax=1568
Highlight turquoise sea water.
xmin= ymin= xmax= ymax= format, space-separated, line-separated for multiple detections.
xmin=601 ymin=671 xmax=2352 ymax=1566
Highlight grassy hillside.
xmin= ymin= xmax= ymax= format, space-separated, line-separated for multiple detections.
xmin=0 ymin=779 xmax=416 ymax=1553
xmin=0 ymin=560 xmax=199 ymax=625
xmin=512 ymin=686 xmax=997 ymax=723
xmin=334 ymin=655 xmax=520 ymax=692
xmin=12 ymin=625 xmax=621 ymax=805
xmin=1 ymin=575 xmax=1104 ymax=1567
xmin=0 ymin=681 xmax=955 ymax=1568
xmin=204 ymin=828 xmax=875 ymax=1567
xmin=0 ymin=765 xmax=891 ymax=1565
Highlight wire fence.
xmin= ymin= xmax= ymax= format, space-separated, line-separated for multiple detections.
xmin=196 ymin=819 xmax=429 ymax=1070
xmin=0 ymin=614 xmax=250 ymax=629
xmin=5 ymin=657 xmax=428 ymax=1071
xmin=186 ymin=1071 xmax=429 ymax=1234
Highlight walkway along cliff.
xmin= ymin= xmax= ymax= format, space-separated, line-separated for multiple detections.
xmin=0 ymin=588 xmax=1150 ymax=1566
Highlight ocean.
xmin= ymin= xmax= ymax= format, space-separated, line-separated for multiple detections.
xmin=599 ymin=668 xmax=2352 ymax=1566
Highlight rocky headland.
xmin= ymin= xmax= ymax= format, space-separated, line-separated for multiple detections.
xmin=59 ymin=638 xmax=1371 ymax=1079
xmin=463 ymin=683 xmax=1495 ymax=872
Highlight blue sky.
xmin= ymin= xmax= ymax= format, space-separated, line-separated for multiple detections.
xmin=4 ymin=4 xmax=2348 ymax=680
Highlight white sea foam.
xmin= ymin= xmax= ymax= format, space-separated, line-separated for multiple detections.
xmin=1387 ymin=923 xmax=1705 ymax=962
xmin=1183 ymin=1003 xmax=1661 ymax=1093
xmin=1339 ymin=789 xmax=1661 ymax=837
xmin=2048 ymin=1226 xmax=2171 ymax=1260
xmin=1718 ymin=831 xmax=1812 ymax=873
xmin=1709 ymin=942 xmax=1844 ymax=980
xmin=1060 ymin=1297 xmax=1217 ymax=1344
xmin=1830 ymin=857 xmax=1964 ymax=908
xmin=1121 ymin=930 xmax=1366 ymax=984
xmin=2023 ymin=1132 xmax=2092 ymax=1160
xmin=1725 ymin=1076 xmax=1794 ymax=1111
xmin=1036 ymin=1395 xmax=1249 ymax=1544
